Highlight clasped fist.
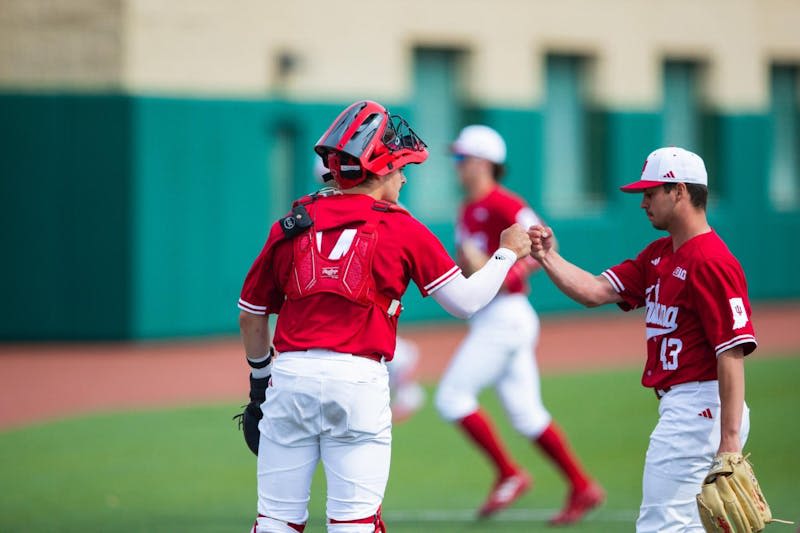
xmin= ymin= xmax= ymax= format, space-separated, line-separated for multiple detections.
xmin=499 ymin=223 xmax=532 ymax=259
xmin=528 ymin=224 xmax=555 ymax=261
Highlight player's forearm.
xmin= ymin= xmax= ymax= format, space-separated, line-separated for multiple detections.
xmin=239 ymin=311 xmax=272 ymax=358
xmin=456 ymin=251 xmax=483 ymax=278
xmin=432 ymin=248 xmax=517 ymax=319
xmin=717 ymin=348 xmax=745 ymax=453
xmin=538 ymin=250 xmax=613 ymax=307
xmin=457 ymin=243 xmax=489 ymax=277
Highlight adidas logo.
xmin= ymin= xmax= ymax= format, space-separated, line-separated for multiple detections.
xmin=650 ymin=257 xmax=661 ymax=266
xmin=662 ymin=170 xmax=676 ymax=179
xmin=698 ymin=408 xmax=713 ymax=419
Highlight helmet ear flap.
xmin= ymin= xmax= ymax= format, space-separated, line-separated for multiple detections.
xmin=326 ymin=151 xmax=368 ymax=189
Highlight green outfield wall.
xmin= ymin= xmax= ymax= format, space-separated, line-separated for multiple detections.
xmin=1 ymin=93 xmax=798 ymax=340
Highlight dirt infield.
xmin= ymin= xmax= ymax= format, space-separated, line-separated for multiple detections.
xmin=1 ymin=302 xmax=798 ymax=430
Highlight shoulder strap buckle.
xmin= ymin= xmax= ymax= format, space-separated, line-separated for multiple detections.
xmin=372 ymin=200 xmax=392 ymax=212
xmin=280 ymin=204 xmax=313 ymax=238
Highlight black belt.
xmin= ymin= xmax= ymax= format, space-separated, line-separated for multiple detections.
xmin=654 ymin=380 xmax=707 ymax=400
xmin=654 ymin=387 xmax=671 ymax=399
xmin=354 ymin=353 xmax=383 ymax=363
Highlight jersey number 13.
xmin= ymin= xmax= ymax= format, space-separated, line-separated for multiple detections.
xmin=659 ymin=338 xmax=683 ymax=371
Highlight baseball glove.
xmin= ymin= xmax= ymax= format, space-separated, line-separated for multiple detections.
xmin=232 ymin=374 xmax=269 ymax=456
xmin=696 ymin=452 xmax=791 ymax=532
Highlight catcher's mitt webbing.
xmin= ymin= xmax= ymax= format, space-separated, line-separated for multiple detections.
xmin=233 ymin=399 xmax=262 ymax=456
xmin=233 ymin=359 xmax=272 ymax=456
xmin=696 ymin=453 xmax=793 ymax=533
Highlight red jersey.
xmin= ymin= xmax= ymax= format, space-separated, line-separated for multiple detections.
xmin=238 ymin=194 xmax=460 ymax=360
xmin=602 ymin=230 xmax=757 ymax=389
xmin=456 ymin=186 xmax=541 ymax=295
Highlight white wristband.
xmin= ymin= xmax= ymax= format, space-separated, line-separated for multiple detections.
xmin=247 ymin=349 xmax=274 ymax=379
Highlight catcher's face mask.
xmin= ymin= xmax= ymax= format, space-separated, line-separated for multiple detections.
xmin=315 ymin=100 xmax=428 ymax=188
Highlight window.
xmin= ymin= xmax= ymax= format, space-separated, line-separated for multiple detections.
xmin=661 ymin=60 xmax=716 ymax=191
xmin=543 ymin=54 xmax=602 ymax=216
xmin=409 ymin=48 xmax=465 ymax=222
xmin=662 ymin=61 xmax=704 ymax=150
xmin=769 ymin=65 xmax=800 ymax=210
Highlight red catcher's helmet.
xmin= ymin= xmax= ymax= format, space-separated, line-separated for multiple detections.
xmin=314 ymin=100 xmax=428 ymax=189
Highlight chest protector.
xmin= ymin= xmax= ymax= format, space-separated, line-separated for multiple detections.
xmin=284 ymin=197 xmax=402 ymax=317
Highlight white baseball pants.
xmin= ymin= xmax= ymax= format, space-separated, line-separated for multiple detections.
xmin=435 ymin=293 xmax=552 ymax=438
xmin=254 ymin=350 xmax=392 ymax=533
xmin=636 ymin=380 xmax=750 ymax=532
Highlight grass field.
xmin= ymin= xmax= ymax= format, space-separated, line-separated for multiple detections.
xmin=1 ymin=355 xmax=797 ymax=532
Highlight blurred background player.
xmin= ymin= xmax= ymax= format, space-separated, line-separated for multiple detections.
xmin=435 ymin=125 xmax=605 ymax=524
xmin=314 ymin=158 xmax=426 ymax=423
xmin=386 ymin=337 xmax=425 ymax=422
xmin=239 ymin=101 xmax=533 ymax=533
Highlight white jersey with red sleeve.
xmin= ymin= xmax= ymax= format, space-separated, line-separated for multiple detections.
xmin=601 ymin=230 xmax=757 ymax=390
xmin=456 ymin=186 xmax=541 ymax=295
xmin=238 ymin=194 xmax=460 ymax=360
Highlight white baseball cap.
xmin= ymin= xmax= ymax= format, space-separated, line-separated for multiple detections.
xmin=620 ymin=146 xmax=708 ymax=192
xmin=451 ymin=125 xmax=507 ymax=164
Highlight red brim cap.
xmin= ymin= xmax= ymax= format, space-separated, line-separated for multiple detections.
xmin=619 ymin=179 xmax=666 ymax=192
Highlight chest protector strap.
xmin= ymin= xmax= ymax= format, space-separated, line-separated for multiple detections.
xmin=286 ymin=200 xmax=402 ymax=317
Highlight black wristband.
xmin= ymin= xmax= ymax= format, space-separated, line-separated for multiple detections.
xmin=247 ymin=347 xmax=274 ymax=369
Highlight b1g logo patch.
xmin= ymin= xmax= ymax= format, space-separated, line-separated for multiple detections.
xmin=672 ymin=266 xmax=687 ymax=280
xmin=729 ymin=297 xmax=748 ymax=329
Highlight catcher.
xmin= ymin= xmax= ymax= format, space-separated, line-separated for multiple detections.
xmin=696 ymin=452 xmax=792 ymax=532
xmin=234 ymin=100 xmax=532 ymax=533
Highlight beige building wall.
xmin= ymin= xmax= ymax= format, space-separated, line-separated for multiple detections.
xmin=1 ymin=0 xmax=799 ymax=110
xmin=0 ymin=0 xmax=125 ymax=90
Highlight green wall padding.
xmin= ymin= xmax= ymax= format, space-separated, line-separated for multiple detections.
xmin=1 ymin=93 xmax=797 ymax=340
xmin=0 ymin=93 xmax=133 ymax=339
